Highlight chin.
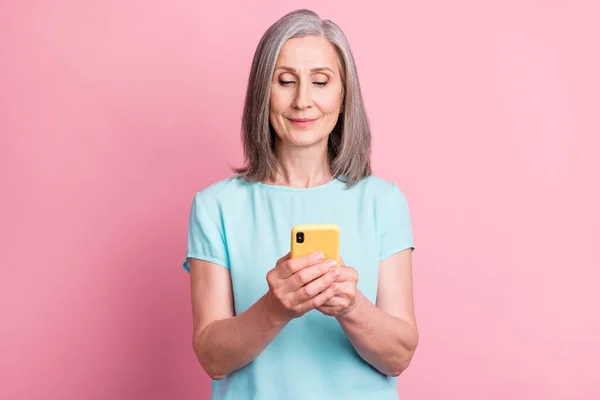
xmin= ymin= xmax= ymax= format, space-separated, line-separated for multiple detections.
xmin=288 ymin=132 xmax=328 ymax=148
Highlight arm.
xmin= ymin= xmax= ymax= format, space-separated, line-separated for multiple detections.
xmin=190 ymin=259 xmax=286 ymax=380
xmin=334 ymin=249 xmax=419 ymax=376
xmin=190 ymin=253 xmax=339 ymax=380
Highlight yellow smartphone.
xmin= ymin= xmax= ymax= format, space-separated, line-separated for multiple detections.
xmin=291 ymin=224 xmax=340 ymax=265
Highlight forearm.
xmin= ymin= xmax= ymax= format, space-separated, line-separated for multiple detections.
xmin=336 ymin=290 xmax=419 ymax=376
xmin=193 ymin=293 xmax=287 ymax=380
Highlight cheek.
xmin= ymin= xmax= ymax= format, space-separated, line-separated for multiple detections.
xmin=269 ymin=89 xmax=290 ymax=114
xmin=315 ymin=91 xmax=342 ymax=114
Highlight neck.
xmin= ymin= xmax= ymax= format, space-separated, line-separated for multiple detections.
xmin=269 ymin=138 xmax=333 ymax=188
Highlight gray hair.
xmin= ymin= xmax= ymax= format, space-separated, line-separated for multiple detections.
xmin=233 ymin=9 xmax=372 ymax=187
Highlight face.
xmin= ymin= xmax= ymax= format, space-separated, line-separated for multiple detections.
xmin=269 ymin=36 xmax=344 ymax=148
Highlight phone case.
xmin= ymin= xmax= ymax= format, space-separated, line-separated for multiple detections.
xmin=291 ymin=224 xmax=340 ymax=265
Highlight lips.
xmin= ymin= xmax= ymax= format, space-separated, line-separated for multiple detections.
xmin=289 ymin=118 xmax=318 ymax=122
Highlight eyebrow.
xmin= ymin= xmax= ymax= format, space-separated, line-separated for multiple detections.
xmin=274 ymin=66 xmax=336 ymax=74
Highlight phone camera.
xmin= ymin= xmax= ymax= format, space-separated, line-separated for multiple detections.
xmin=296 ymin=232 xmax=304 ymax=244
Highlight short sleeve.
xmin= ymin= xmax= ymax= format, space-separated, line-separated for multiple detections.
xmin=182 ymin=193 xmax=230 ymax=272
xmin=379 ymin=183 xmax=415 ymax=260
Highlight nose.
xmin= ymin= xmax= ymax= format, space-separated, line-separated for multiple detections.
xmin=292 ymin=80 xmax=312 ymax=110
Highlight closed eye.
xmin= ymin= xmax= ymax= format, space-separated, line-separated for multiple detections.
xmin=279 ymin=81 xmax=328 ymax=87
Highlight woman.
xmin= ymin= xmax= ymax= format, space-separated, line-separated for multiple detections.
xmin=183 ymin=9 xmax=418 ymax=400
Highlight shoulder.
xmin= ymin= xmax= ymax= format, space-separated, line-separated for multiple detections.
xmin=190 ymin=176 xmax=250 ymax=213
xmin=193 ymin=176 xmax=246 ymax=199
xmin=351 ymin=174 xmax=407 ymax=200
xmin=354 ymin=174 xmax=394 ymax=190
xmin=351 ymin=175 xmax=411 ymax=221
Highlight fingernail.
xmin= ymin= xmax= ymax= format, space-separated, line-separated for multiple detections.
xmin=314 ymin=252 xmax=325 ymax=261
xmin=325 ymin=259 xmax=337 ymax=268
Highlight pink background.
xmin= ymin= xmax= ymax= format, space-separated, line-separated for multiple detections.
xmin=1 ymin=1 xmax=599 ymax=399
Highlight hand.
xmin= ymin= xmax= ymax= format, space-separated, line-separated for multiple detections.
xmin=317 ymin=257 xmax=360 ymax=317
xmin=265 ymin=252 xmax=340 ymax=323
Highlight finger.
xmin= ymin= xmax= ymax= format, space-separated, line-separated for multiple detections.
xmin=331 ymin=266 xmax=359 ymax=283
xmin=286 ymin=259 xmax=337 ymax=291
xmin=276 ymin=252 xmax=291 ymax=266
xmin=316 ymin=304 xmax=337 ymax=314
xmin=339 ymin=256 xmax=345 ymax=266
xmin=299 ymin=284 xmax=338 ymax=313
xmin=325 ymin=266 xmax=349 ymax=282
xmin=320 ymin=296 xmax=344 ymax=307
xmin=295 ymin=267 xmax=339 ymax=302
xmin=278 ymin=252 xmax=324 ymax=278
